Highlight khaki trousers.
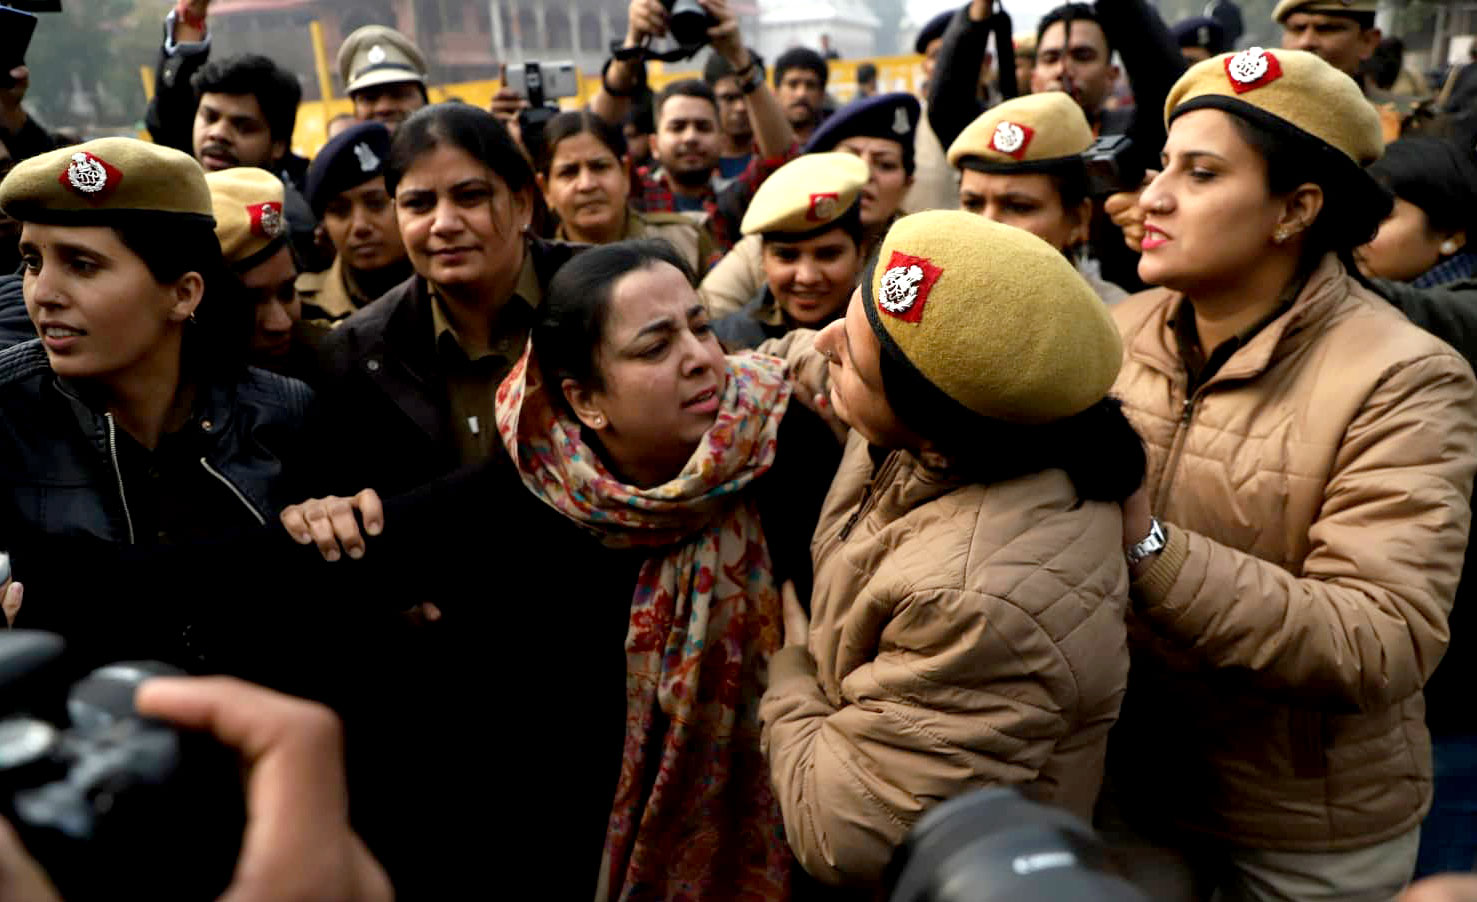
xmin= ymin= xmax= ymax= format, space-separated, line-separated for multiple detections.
xmin=1098 ymin=796 xmax=1421 ymax=901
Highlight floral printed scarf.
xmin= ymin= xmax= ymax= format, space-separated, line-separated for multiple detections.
xmin=494 ymin=346 xmax=794 ymax=901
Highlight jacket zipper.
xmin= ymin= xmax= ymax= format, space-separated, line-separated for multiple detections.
xmin=198 ymin=458 xmax=267 ymax=526
xmin=104 ymin=413 xmax=137 ymax=545
xmin=840 ymin=451 xmax=902 ymax=540
xmin=1151 ymin=394 xmax=1198 ymax=517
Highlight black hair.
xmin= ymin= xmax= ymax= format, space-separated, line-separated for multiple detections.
xmin=1366 ymin=36 xmax=1404 ymax=90
xmin=1369 ymin=136 xmax=1477 ymax=237
xmin=534 ymin=239 xmax=696 ymax=412
xmin=857 ymin=62 xmax=878 ymax=84
xmin=762 ymin=200 xmax=866 ymax=249
xmin=111 ymin=215 xmax=252 ymax=380
xmin=384 ymin=103 xmax=535 ymax=198
xmin=654 ymin=79 xmax=718 ymax=122
xmin=875 ymin=345 xmax=1146 ymax=503
xmin=1036 ymin=4 xmax=1115 ymax=58
xmin=192 ymin=54 xmax=303 ymax=146
xmin=537 ymin=111 xmax=628 ymax=177
xmin=704 ymin=49 xmax=765 ymax=86
xmin=1223 ymin=112 xmax=1393 ymax=273
xmin=774 ymin=47 xmax=830 ymax=89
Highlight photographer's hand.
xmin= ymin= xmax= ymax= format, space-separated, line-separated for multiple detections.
xmin=1104 ymin=170 xmax=1156 ymax=253
xmin=704 ymin=0 xmax=746 ymax=68
xmin=2 ymin=580 xmax=22 ymax=627
xmin=0 ymin=818 xmax=61 ymax=902
xmin=0 ymin=68 xmax=30 ymax=137
xmin=135 ymin=677 xmax=391 ymax=902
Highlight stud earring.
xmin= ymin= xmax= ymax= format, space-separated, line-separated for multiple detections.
xmin=1441 ymin=240 xmax=1460 ymax=255
xmin=591 ymin=415 xmax=606 ymax=428
xmin=1274 ymin=228 xmax=1291 ymax=245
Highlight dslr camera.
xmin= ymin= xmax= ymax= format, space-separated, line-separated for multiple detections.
xmin=663 ymin=0 xmax=716 ymax=48
xmin=0 ymin=632 xmax=243 ymax=901
xmin=1083 ymin=135 xmax=1147 ymax=198
xmin=886 ymin=788 xmax=1148 ymax=902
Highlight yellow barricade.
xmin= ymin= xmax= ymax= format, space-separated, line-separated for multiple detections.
xmin=289 ymin=54 xmax=925 ymax=160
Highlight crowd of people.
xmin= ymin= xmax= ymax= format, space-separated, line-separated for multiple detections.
xmin=3 ymin=0 xmax=1477 ymax=898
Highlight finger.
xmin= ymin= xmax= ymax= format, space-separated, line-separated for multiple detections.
xmin=325 ymin=498 xmax=365 ymax=560
xmin=1103 ymin=192 xmax=1135 ymax=216
xmin=302 ymin=502 xmax=343 ymax=562
xmin=2 ymin=582 xmax=22 ymax=627
xmin=278 ymin=506 xmax=315 ymax=545
xmin=0 ymin=815 xmax=64 ymax=902
xmin=422 ymin=602 xmax=443 ymax=622
xmin=781 ymin=580 xmax=799 ymax=609
xmin=135 ymin=676 xmax=350 ymax=836
xmin=355 ymin=489 xmax=385 ymax=537
xmin=9 ymin=67 xmax=27 ymax=82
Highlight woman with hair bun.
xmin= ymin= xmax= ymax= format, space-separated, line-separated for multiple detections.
xmin=1106 ymin=48 xmax=1477 ymax=898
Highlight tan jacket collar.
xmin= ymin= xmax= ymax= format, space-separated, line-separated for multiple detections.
xmin=1126 ymin=254 xmax=1352 ymax=390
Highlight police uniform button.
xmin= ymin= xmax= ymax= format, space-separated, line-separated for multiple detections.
xmin=367 ymin=359 xmax=382 ymax=373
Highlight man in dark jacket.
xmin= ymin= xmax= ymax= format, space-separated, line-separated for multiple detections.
xmin=929 ymin=0 xmax=1184 ymax=292
xmin=145 ymin=1 xmax=316 ymax=263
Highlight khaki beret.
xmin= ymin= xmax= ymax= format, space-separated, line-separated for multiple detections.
xmin=1273 ymin=0 xmax=1376 ymax=23
xmin=0 ymin=137 xmax=212 ymax=226
xmin=338 ymin=25 xmax=428 ymax=95
xmin=741 ymin=153 xmax=869 ymax=238
xmin=947 ymin=92 xmax=1093 ymax=171
xmin=863 ymin=211 xmax=1121 ymax=425
xmin=205 ymin=168 xmax=288 ymax=272
xmin=1165 ymin=48 xmax=1382 ymax=168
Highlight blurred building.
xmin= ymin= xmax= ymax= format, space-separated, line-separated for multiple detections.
xmin=756 ymin=0 xmax=881 ymax=60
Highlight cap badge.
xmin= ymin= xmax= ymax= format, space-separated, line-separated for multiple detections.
xmin=367 ymin=45 xmax=387 ymax=64
xmin=1225 ymin=47 xmax=1282 ymax=94
xmin=353 ymin=142 xmax=382 ymax=173
xmin=989 ymin=121 xmax=1035 ymax=160
xmin=59 ymin=152 xmax=121 ymax=200
xmin=891 ymin=106 xmax=910 ymax=135
xmin=807 ymin=192 xmax=839 ymax=222
xmin=878 ymin=251 xmax=944 ymax=324
xmin=248 ymin=202 xmax=285 ymax=240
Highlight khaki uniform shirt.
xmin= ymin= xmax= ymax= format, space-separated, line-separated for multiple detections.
xmin=432 ymin=254 xmax=542 ymax=465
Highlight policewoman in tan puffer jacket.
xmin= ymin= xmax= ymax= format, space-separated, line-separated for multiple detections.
xmin=760 ymin=210 xmax=1144 ymax=887
xmin=1106 ymin=49 xmax=1477 ymax=900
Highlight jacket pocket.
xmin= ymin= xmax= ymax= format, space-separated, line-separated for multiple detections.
xmin=1290 ymin=708 xmax=1325 ymax=779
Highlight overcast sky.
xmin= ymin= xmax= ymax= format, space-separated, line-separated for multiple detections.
xmin=904 ymin=0 xmax=1059 ymax=33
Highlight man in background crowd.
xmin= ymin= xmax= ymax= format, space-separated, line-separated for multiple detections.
xmin=703 ymin=50 xmax=763 ymax=189
xmin=336 ymin=25 xmax=430 ymax=133
xmin=594 ymin=0 xmax=797 ymax=254
xmin=1276 ymin=0 xmax=1381 ymax=88
xmin=857 ymin=62 xmax=878 ymax=98
xmin=772 ymin=47 xmax=830 ymax=143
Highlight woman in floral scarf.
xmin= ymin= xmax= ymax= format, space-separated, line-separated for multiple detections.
xmin=279 ymin=238 xmax=841 ymax=899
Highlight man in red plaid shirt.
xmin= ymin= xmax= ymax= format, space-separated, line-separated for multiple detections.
xmin=593 ymin=0 xmax=800 ymax=257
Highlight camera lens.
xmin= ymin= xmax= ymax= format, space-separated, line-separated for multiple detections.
xmin=668 ymin=0 xmax=714 ymax=46
xmin=0 ymin=718 xmax=60 ymax=774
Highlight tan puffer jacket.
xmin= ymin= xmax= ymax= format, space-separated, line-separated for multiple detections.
xmin=760 ymin=433 xmax=1131 ymax=886
xmin=1109 ymin=255 xmax=1477 ymax=852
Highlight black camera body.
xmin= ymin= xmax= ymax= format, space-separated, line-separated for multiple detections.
xmin=1083 ymin=135 xmax=1147 ymax=198
xmin=885 ymin=788 xmax=1148 ymax=902
xmin=0 ymin=632 xmax=243 ymax=901
xmin=663 ymin=0 xmax=716 ymax=48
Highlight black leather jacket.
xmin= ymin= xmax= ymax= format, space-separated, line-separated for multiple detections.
xmin=0 ymin=339 xmax=314 ymax=546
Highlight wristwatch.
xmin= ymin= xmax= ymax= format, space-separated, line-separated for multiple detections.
xmin=1126 ymin=517 xmax=1166 ymax=567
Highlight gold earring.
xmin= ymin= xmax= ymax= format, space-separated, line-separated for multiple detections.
xmin=591 ymin=415 xmax=606 ymax=427
xmin=1274 ymin=229 xmax=1290 ymax=245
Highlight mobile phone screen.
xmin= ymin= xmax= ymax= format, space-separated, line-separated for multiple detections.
xmin=0 ymin=6 xmax=39 ymax=80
